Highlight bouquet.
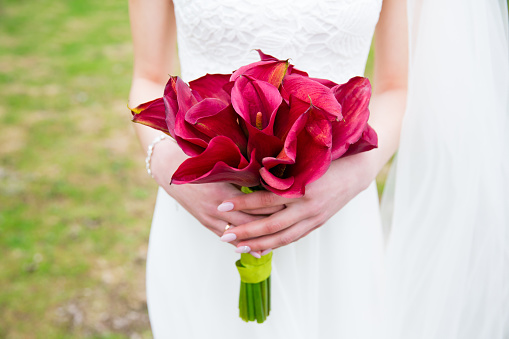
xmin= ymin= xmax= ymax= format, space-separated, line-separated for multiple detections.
xmin=130 ymin=50 xmax=377 ymax=323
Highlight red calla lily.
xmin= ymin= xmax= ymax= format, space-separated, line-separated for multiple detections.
xmin=189 ymin=73 xmax=231 ymax=104
xmin=130 ymin=50 xmax=377 ymax=199
xmin=231 ymin=53 xmax=289 ymax=88
xmin=231 ymin=76 xmax=282 ymax=134
xmin=261 ymin=103 xmax=332 ymax=197
xmin=282 ymin=74 xmax=343 ymax=121
xmin=131 ymin=97 xmax=169 ymax=135
xmin=330 ymin=77 xmax=374 ymax=160
xmin=171 ymin=136 xmax=260 ymax=187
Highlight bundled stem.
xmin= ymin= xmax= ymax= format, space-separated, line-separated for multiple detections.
xmin=236 ymin=252 xmax=273 ymax=323
xmin=239 ymin=276 xmax=271 ymax=323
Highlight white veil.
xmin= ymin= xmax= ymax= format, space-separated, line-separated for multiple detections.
xmin=382 ymin=0 xmax=509 ymax=337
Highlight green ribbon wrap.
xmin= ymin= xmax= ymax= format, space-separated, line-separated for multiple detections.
xmin=236 ymin=252 xmax=273 ymax=284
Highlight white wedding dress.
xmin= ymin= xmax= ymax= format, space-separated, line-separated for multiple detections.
xmin=145 ymin=0 xmax=384 ymax=338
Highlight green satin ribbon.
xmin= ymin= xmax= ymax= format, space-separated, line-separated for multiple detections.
xmin=236 ymin=252 xmax=273 ymax=284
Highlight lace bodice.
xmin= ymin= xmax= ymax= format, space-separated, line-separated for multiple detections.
xmin=173 ymin=0 xmax=382 ymax=83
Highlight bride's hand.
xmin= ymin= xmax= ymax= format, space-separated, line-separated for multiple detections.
xmin=150 ymin=139 xmax=285 ymax=243
xmin=218 ymin=153 xmax=376 ymax=253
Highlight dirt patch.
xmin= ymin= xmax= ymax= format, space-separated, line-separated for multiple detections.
xmin=0 ymin=125 xmax=28 ymax=155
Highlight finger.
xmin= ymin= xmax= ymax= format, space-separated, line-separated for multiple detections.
xmin=218 ymin=210 xmax=265 ymax=227
xmin=217 ymin=191 xmax=293 ymax=212
xmin=216 ymin=223 xmax=262 ymax=258
xmin=207 ymin=211 xmax=262 ymax=239
xmin=241 ymin=205 xmax=286 ymax=215
xmin=249 ymin=250 xmax=262 ymax=259
xmin=236 ymin=218 xmax=320 ymax=252
xmin=224 ymin=207 xmax=305 ymax=241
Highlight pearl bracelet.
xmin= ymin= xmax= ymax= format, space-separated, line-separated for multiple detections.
xmin=145 ymin=135 xmax=170 ymax=178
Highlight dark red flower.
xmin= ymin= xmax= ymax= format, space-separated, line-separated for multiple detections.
xmin=330 ymin=77 xmax=377 ymax=159
xmin=131 ymin=50 xmax=377 ymax=198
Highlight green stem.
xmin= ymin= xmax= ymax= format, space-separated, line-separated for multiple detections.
xmin=246 ymin=283 xmax=255 ymax=321
xmin=261 ymin=279 xmax=268 ymax=317
xmin=239 ymin=282 xmax=248 ymax=321
xmin=268 ymin=276 xmax=271 ymax=315
xmin=253 ymin=283 xmax=265 ymax=323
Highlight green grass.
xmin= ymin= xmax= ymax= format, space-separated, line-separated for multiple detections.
xmin=0 ymin=1 xmax=155 ymax=337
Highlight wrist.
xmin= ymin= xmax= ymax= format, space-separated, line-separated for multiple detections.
xmin=331 ymin=151 xmax=379 ymax=191
xmin=148 ymin=137 xmax=187 ymax=187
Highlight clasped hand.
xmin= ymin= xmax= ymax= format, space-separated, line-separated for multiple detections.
xmin=219 ymin=155 xmax=373 ymax=255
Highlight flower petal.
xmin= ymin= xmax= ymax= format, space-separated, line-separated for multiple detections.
xmin=247 ymin=129 xmax=284 ymax=164
xmin=187 ymin=102 xmax=248 ymax=154
xmin=259 ymin=167 xmax=295 ymax=190
xmin=255 ymin=49 xmax=278 ymax=61
xmin=131 ymin=97 xmax=170 ymax=135
xmin=174 ymin=100 xmax=215 ymax=156
xmin=262 ymin=106 xmax=332 ymax=197
xmin=343 ymin=124 xmax=378 ymax=156
xmin=330 ymin=77 xmax=373 ymax=160
xmin=231 ymin=59 xmax=289 ymax=88
xmin=282 ymin=74 xmax=343 ymax=121
xmin=163 ymin=76 xmax=179 ymax=137
xmin=189 ymin=73 xmax=232 ymax=104
xmin=273 ymin=96 xmax=308 ymax=141
xmin=310 ymin=77 xmax=338 ymax=88
xmin=171 ymin=136 xmax=261 ymax=187
xmin=175 ymin=76 xmax=199 ymax=114
xmin=287 ymin=65 xmax=308 ymax=77
xmin=185 ymin=98 xmax=228 ymax=124
xmin=231 ymin=76 xmax=282 ymax=133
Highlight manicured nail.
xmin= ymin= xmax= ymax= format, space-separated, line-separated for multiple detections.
xmin=235 ymin=245 xmax=251 ymax=253
xmin=261 ymin=248 xmax=273 ymax=256
xmin=249 ymin=251 xmax=261 ymax=259
xmin=217 ymin=202 xmax=234 ymax=212
xmin=220 ymin=233 xmax=237 ymax=242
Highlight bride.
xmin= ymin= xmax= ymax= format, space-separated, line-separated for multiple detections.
xmin=128 ymin=0 xmax=509 ymax=338
xmin=129 ymin=0 xmax=406 ymax=337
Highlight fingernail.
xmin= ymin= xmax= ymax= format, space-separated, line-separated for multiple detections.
xmin=220 ymin=233 xmax=237 ymax=242
xmin=235 ymin=245 xmax=251 ymax=253
xmin=261 ymin=248 xmax=273 ymax=256
xmin=249 ymin=251 xmax=261 ymax=259
xmin=217 ymin=202 xmax=234 ymax=212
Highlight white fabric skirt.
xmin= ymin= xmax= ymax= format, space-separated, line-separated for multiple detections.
xmin=146 ymin=182 xmax=383 ymax=339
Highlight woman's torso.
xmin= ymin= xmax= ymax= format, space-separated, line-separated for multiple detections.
xmin=172 ymin=0 xmax=382 ymax=83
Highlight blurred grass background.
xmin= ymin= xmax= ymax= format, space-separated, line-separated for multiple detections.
xmin=0 ymin=0 xmax=154 ymax=337
xmin=0 ymin=0 xmax=379 ymax=338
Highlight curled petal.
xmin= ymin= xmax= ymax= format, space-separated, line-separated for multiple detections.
xmin=189 ymin=103 xmax=248 ymax=154
xmin=273 ymin=96 xmax=309 ymax=141
xmin=185 ymin=98 xmax=228 ymax=124
xmin=330 ymin=77 xmax=373 ymax=160
xmin=189 ymin=73 xmax=232 ymax=104
xmin=174 ymin=100 xmax=218 ymax=156
xmin=310 ymin=77 xmax=338 ymax=88
xmin=175 ymin=77 xmax=199 ymax=114
xmin=343 ymin=124 xmax=378 ymax=157
xmin=231 ymin=76 xmax=282 ymax=133
xmin=174 ymin=128 xmax=209 ymax=157
xmin=261 ymin=106 xmax=332 ymax=198
xmin=287 ymin=65 xmax=308 ymax=77
xmin=131 ymin=97 xmax=169 ymax=135
xmin=231 ymin=59 xmax=289 ymax=88
xmin=259 ymin=167 xmax=294 ymax=190
xmin=163 ymin=76 xmax=179 ymax=137
xmin=282 ymin=74 xmax=342 ymax=121
xmin=247 ymin=129 xmax=284 ymax=164
xmin=171 ymin=136 xmax=261 ymax=187
xmin=255 ymin=50 xmax=308 ymax=77
xmin=255 ymin=49 xmax=278 ymax=61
